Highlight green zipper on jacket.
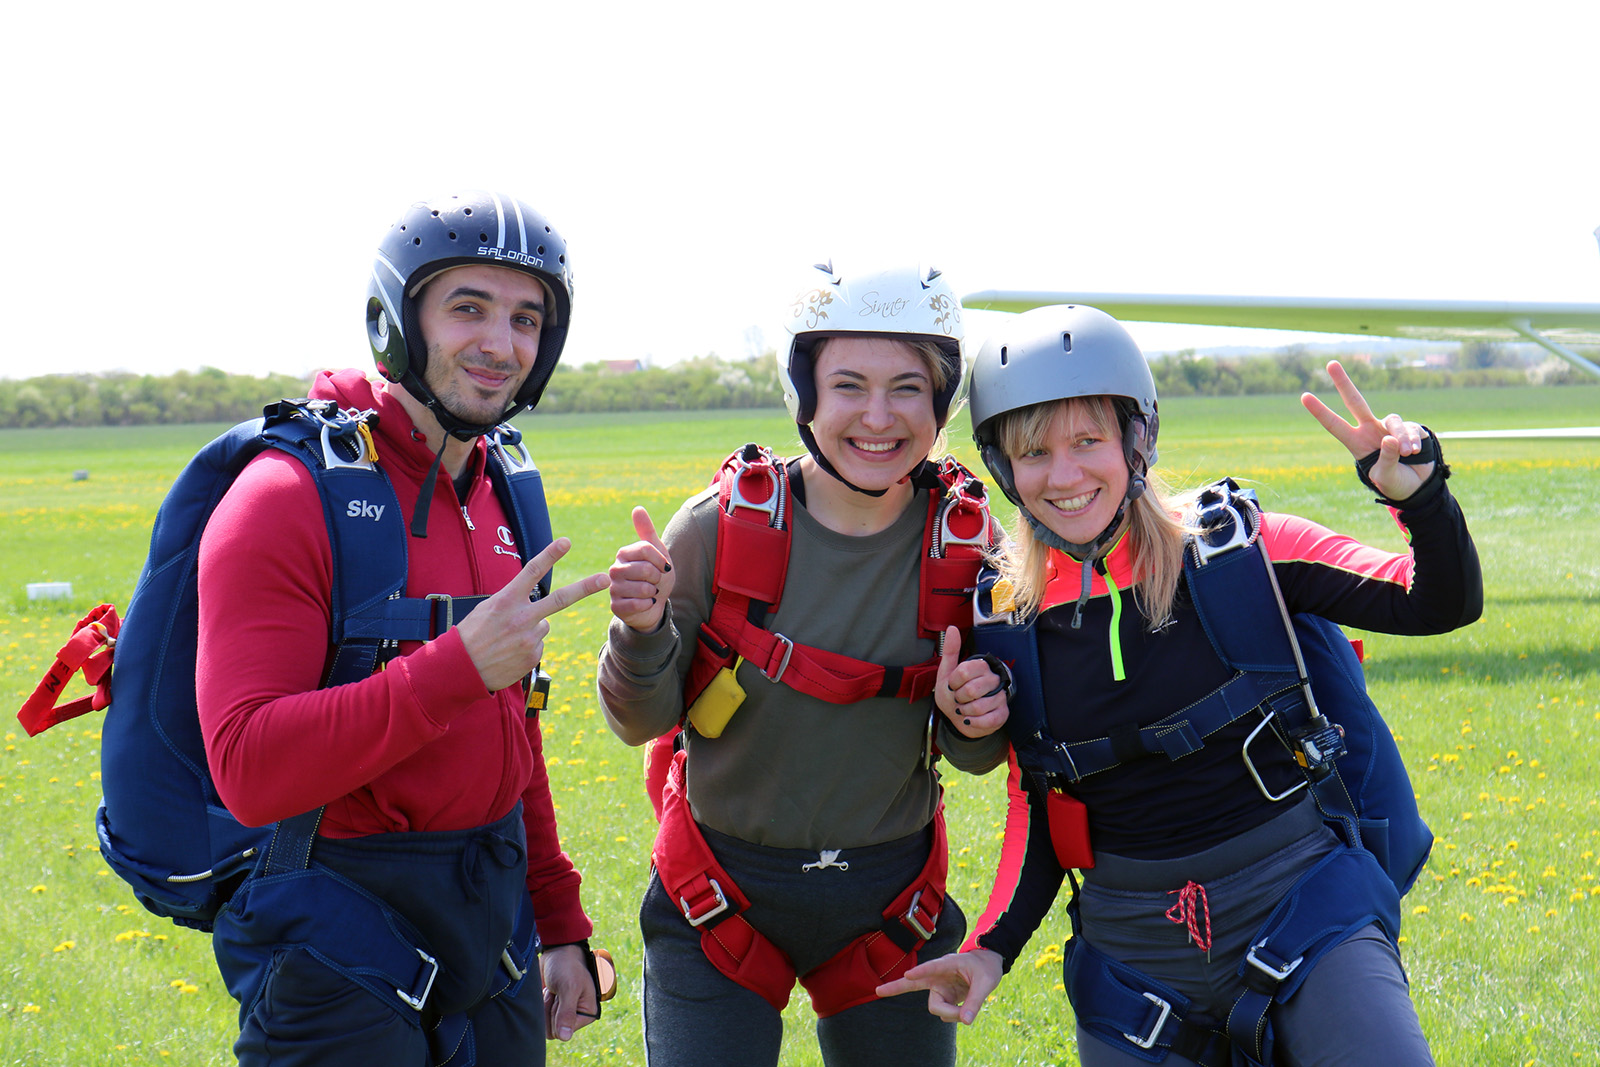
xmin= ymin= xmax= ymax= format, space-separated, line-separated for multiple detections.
xmin=1101 ymin=561 xmax=1127 ymax=682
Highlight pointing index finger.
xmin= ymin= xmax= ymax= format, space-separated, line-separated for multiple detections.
xmin=531 ymin=570 xmax=611 ymax=622
xmin=505 ymin=537 xmax=571 ymax=601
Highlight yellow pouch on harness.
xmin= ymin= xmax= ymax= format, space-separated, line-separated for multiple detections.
xmin=687 ymin=662 xmax=745 ymax=738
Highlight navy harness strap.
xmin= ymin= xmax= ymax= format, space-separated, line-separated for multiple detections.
xmin=256 ymin=417 xmax=552 ymax=884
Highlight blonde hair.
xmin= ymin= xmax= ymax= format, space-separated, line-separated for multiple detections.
xmin=992 ymin=397 xmax=1194 ymax=627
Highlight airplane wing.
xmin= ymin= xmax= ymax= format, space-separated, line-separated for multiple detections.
xmin=961 ymin=291 xmax=1600 ymax=378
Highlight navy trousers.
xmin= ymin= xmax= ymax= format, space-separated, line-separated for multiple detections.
xmin=213 ymin=805 xmax=544 ymax=1067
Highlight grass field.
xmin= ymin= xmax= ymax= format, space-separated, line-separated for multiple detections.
xmin=1 ymin=385 xmax=1596 ymax=1066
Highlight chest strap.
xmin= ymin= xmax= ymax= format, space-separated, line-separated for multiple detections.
xmin=650 ymin=748 xmax=948 ymax=1017
xmin=685 ymin=445 xmax=992 ymax=710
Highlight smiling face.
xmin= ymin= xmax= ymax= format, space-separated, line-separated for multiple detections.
xmin=1008 ymin=397 xmax=1131 ymax=546
xmin=807 ymin=336 xmax=939 ymax=493
xmin=414 ymin=263 xmax=548 ymax=426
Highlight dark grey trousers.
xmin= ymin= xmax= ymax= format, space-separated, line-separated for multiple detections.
xmin=639 ymin=824 xmax=963 ymax=1067
xmin=1073 ymin=804 xmax=1434 ymax=1067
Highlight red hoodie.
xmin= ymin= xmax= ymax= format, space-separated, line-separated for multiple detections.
xmin=196 ymin=369 xmax=589 ymax=945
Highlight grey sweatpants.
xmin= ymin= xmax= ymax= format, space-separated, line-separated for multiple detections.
xmin=639 ymin=824 xmax=963 ymax=1067
xmin=1074 ymin=803 xmax=1434 ymax=1067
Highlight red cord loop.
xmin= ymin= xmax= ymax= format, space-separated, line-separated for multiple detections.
xmin=1165 ymin=880 xmax=1212 ymax=955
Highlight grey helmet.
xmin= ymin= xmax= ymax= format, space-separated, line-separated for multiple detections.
xmin=366 ymin=191 xmax=574 ymax=439
xmin=778 ymin=261 xmax=965 ymax=494
xmin=970 ymin=303 xmax=1158 ymax=509
xmin=969 ymin=304 xmax=1158 ymax=624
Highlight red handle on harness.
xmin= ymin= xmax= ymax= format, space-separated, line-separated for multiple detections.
xmin=15 ymin=604 xmax=120 ymax=737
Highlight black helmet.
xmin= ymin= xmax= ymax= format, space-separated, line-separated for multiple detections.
xmin=366 ymin=191 xmax=574 ymax=438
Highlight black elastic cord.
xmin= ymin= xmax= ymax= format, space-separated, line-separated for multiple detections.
xmin=411 ymin=438 xmax=450 ymax=538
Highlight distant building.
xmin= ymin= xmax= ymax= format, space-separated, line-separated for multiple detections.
xmin=600 ymin=359 xmax=645 ymax=375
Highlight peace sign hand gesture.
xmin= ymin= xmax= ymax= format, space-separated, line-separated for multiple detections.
xmin=456 ymin=537 xmax=610 ymax=693
xmin=1301 ymin=360 xmax=1435 ymax=503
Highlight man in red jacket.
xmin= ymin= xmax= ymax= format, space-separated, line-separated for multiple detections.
xmin=197 ymin=191 xmax=609 ymax=1066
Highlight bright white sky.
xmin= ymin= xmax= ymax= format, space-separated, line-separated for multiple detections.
xmin=5 ymin=1 xmax=1597 ymax=380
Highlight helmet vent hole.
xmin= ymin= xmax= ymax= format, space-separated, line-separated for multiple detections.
xmin=412 ymin=237 xmax=422 ymax=246
xmin=999 ymin=346 xmax=1008 ymax=366
xmin=430 ymin=210 xmax=440 ymax=218
xmin=537 ymin=245 xmax=546 ymax=255
xmin=1061 ymin=332 xmax=1073 ymax=353
xmin=463 ymin=207 xmax=473 ymax=216
xmin=447 ymin=231 xmax=457 ymax=240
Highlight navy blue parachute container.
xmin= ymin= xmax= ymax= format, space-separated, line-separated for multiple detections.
xmin=96 ymin=401 xmax=552 ymax=930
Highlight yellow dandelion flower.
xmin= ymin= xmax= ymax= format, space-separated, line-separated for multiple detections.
xmin=29 ymin=884 xmax=47 ymax=894
xmin=52 ymin=941 xmax=74 ymax=952
xmin=1459 ymin=913 xmax=1474 ymax=923
xmin=1411 ymin=905 xmax=1430 ymax=915
xmin=22 ymin=1004 xmax=41 ymax=1014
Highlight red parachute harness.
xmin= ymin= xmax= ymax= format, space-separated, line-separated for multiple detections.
xmin=645 ymin=444 xmax=996 ymax=1016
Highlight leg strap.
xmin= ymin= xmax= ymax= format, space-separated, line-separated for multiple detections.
xmin=1063 ymin=932 xmax=1230 ymax=1066
xmin=651 ymin=750 xmax=796 ymax=1011
xmin=651 ymin=749 xmax=952 ymax=1018
xmin=800 ymin=803 xmax=949 ymax=1018
xmin=1225 ymin=845 xmax=1402 ymax=1066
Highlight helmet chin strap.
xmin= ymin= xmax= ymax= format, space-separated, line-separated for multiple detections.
xmin=1024 ymin=466 xmax=1148 ymax=630
xmin=797 ymin=424 xmax=888 ymax=499
xmin=400 ymin=370 xmax=512 ymax=539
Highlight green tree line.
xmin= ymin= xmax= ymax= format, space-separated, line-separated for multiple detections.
xmin=2 ymin=347 xmax=1593 ymax=429
xmin=1150 ymin=344 xmax=1598 ymax=398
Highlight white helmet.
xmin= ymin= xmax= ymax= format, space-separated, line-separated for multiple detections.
xmin=778 ymin=261 xmax=966 ymax=429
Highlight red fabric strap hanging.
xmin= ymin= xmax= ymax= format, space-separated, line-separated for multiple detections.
xmin=16 ymin=604 xmax=121 ymax=737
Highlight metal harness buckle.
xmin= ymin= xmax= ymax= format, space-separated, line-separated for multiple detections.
xmin=426 ymin=593 xmax=454 ymax=636
xmin=726 ymin=464 xmax=783 ymax=526
xmin=901 ymin=889 xmax=937 ymax=940
xmin=304 ymin=404 xmax=377 ymax=472
xmin=680 ymin=878 xmax=730 ymax=928
xmin=1242 ymin=711 xmax=1309 ymax=802
xmin=762 ymin=634 xmax=795 ymax=684
xmin=936 ymin=497 xmax=990 ymax=553
xmin=1246 ymin=939 xmax=1303 ymax=982
xmin=1122 ymin=991 xmax=1173 ymax=1050
xmin=396 ymin=946 xmax=439 ymax=1011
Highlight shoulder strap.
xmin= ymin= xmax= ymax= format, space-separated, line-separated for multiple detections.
xmin=484 ymin=424 xmax=555 ymax=596
xmin=988 ymin=480 xmax=1316 ymax=785
xmin=684 ymin=447 xmax=996 ymax=711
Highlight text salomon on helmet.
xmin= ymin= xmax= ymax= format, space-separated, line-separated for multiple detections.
xmin=969 ymin=303 xmax=1158 ymax=511
xmin=366 ymin=191 xmax=574 ymax=437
